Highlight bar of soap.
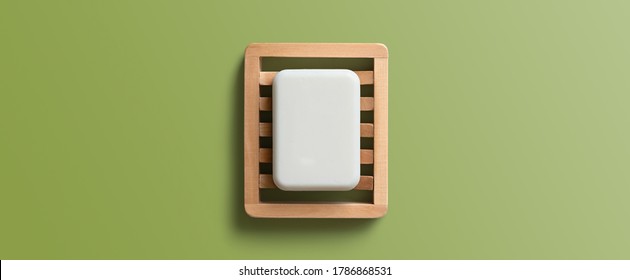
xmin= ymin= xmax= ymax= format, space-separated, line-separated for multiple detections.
xmin=272 ymin=70 xmax=360 ymax=191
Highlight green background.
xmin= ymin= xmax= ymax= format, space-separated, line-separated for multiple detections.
xmin=1 ymin=0 xmax=629 ymax=259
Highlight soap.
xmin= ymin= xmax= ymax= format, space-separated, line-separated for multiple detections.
xmin=272 ymin=69 xmax=361 ymax=191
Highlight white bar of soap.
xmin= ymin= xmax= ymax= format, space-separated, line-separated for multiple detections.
xmin=272 ymin=70 xmax=361 ymax=191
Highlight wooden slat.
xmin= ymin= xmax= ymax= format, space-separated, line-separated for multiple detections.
xmin=245 ymin=203 xmax=387 ymax=218
xmin=259 ymin=148 xmax=373 ymax=164
xmin=373 ymin=57 xmax=389 ymax=207
xmin=260 ymin=97 xmax=374 ymax=111
xmin=259 ymin=148 xmax=272 ymax=163
xmin=259 ymin=123 xmax=272 ymax=136
xmin=259 ymin=174 xmax=277 ymax=188
xmin=260 ymin=174 xmax=374 ymax=190
xmin=361 ymin=96 xmax=374 ymax=110
xmin=360 ymin=149 xmax=374 ymax=164
xmin=245 ymin=43 xmax=388 ymax=58
xmin=260 ymin=97 xmax=272 ymax=111
xmin=360 ymin=123 xmax=374 ymax=137
xmin=359 ymin=176 xmax=377 ymax=190
xmin=260 ymin=71 xmax=373 ymax=85
xmin=244 ymin=52 xmax=261 ymax=205
xmin=259 ymin=123 xmax=374 ymax=137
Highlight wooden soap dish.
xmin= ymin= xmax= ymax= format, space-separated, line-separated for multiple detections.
xmin=244 ymin=43 xmax=388 ymax=218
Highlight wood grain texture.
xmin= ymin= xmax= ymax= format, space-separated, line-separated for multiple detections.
xmin=258 ymin=148 xmax=272 ymax=163
xmin=244 ymin=55 xmax=261 ymax=205
xmin=360 ymin=96 xmax=375 ymax=111
xmin=259 ymin=123 xmax=374 ymax=137
xmin=260 ymin=97 xmax=374 ymax=111
xmin=259 ymin=148 xmax=374 ymax=164
xmin=360 ymin=123 xmax=374 ymax=137
xmin=245 ymin=203 xmax=387 ymax=218
xmin=245 ymin=43 xmax=388 ymax=58
xmin=260 ymin=71 xmax=373 ymax=85
xmin=259 ymin=174 xmax=374 ymax=190
xmin=372 ymin=57 xmax=388 ymax=207
xmin=259 ymin=123 xmax=273 ymax=137
xmin=360 ymin=149 xmax=374 ymax=164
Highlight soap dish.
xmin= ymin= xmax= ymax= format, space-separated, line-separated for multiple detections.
xmin=244 ymin=43 xmax=388 ymax=218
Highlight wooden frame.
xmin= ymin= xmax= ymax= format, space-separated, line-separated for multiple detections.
xmin=244 ymin=43 xmax=388 ymax=218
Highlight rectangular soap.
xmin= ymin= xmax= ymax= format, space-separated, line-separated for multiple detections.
xmin=272 ymin=69 xmax=360 ymax=191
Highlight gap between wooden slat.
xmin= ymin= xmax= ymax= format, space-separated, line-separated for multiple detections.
xmin=259 ymin=148 xmax=373 ymax=164
xmin=260 ymin=97 xmax=374 ymax=111
xmin=260 ymin=71 xmax=373 ymax=85
xmin=259 ymin=123 xmax=373 ymax=137
xmin=259 ymin=174 xmax=374 ymax=190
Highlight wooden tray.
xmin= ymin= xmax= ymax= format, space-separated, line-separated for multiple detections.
xmin=244 ymin=43 xmax=388 ymax=218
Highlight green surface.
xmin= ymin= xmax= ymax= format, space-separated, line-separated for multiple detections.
xmin=1 ymin=0 xmax=630 ymax=259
